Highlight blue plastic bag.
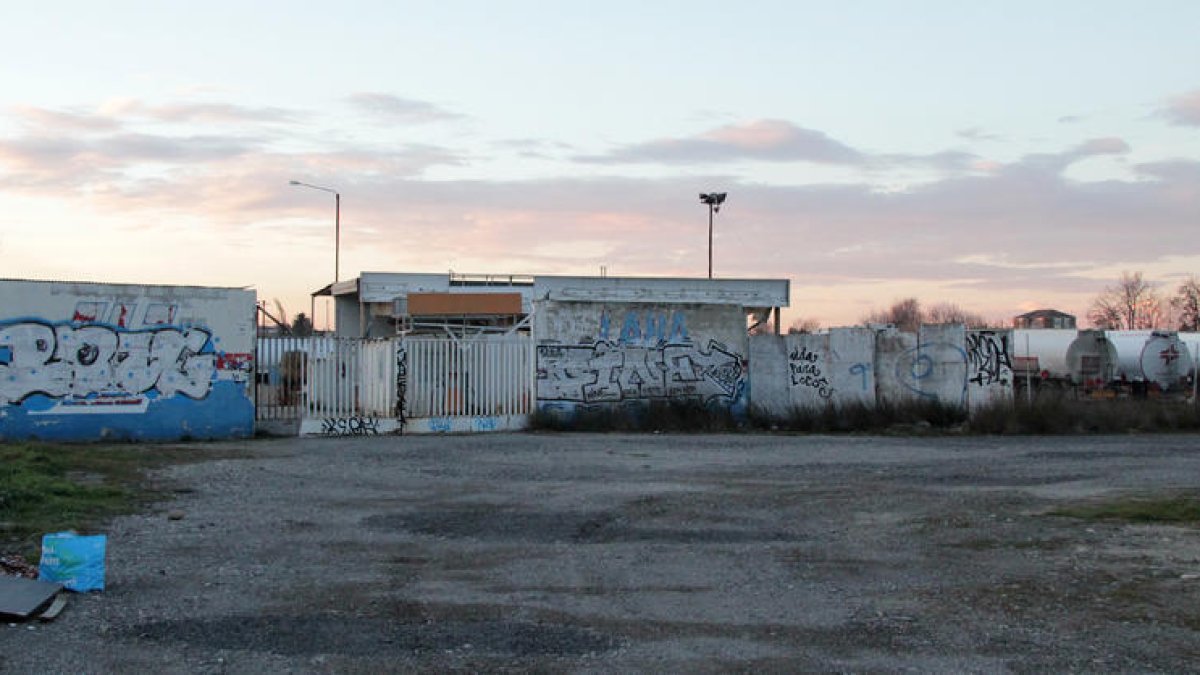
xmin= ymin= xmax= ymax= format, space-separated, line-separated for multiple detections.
xmin=38 ymin=532 xmax=107 ymax=592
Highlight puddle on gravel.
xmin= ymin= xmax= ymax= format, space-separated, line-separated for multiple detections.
xmin=127 ymin=615 xmax=619 ymax=658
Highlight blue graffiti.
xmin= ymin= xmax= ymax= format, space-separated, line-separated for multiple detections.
xmin=896 ymin=342 xmax=968 ymax=405
xmin=472 ymin=416 xmax=499 ymax=432
xmin=600 ymin=310 xmax=689 ymax=347
xmin=849 ymin=362 xmax=870 ymax=391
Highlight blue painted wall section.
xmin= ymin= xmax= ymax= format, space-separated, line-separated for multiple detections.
xmin=0 ymin=317 xmax=253 ymax=441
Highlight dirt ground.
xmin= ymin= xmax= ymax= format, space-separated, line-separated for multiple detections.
xmin=3 ymin=432 xmax=1200 ymax=673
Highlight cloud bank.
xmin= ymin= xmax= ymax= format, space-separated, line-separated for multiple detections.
xmin=2 ymin=94 xmax=1197 ymax=326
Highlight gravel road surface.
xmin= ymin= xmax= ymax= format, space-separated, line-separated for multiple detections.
xmin=3 ymin=432 xmax=1200 ymax=672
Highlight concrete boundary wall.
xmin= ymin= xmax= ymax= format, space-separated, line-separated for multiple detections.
xmin=0 ymin=280 xmax=255 ymax=441
xmin=534 ymin=300 xmax=749 ymax=415
xmin=748 ymin=328 xmax=875 ymax=416
xmin=750 ymin=325 xmax=1014 ymax=416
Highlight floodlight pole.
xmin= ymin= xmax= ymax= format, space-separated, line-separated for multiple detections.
xmin=707 ymin=202 xmax=714 ymax=279
xmin=700 ymin=192 xmax=726 ymax=279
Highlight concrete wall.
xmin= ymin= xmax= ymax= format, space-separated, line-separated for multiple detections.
xmin=877 ymin=324 xmax=969 ymax=406
xmin=965 ymin=329 xmax=1015 ymax=410
xmin=0 ymin=280 xmax=255 ymax=441
xmin=749 ymin=325 xmax=1014 ymax=415
xmin=534 ymin=301 xmax=748 ymax=412
xmin=748 ymin=328 xmax=875 ymax=415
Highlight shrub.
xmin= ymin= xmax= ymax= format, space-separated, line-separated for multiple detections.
xmin=534 ymin=392 xmax=1200 ymax=435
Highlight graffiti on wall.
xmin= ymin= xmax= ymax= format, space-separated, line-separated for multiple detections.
xmin=537 ymin=338 xmax=745 ymax=405
xmin=599 ymin=309 xmax=689 ymax=347
xmin=894 ymin=342 xmax=969 ymax=404
xmin=393 ymin=341 xmax=408 ymax=426
xmin=472 ymin=416 xmax=499 ymax=432
xmin=320 ymin=416 xmax=381 ymax=436
xmin=849 ymin=363 xmax=871 ymax=391
xmin=890 ymin=334 xmax=1014 ymax=405
xmin=68 ymin=300 xmax=182 ymax=328
xmin=0 ymin=320 xmax=243 ymax=408
xmin=966 ymin=331 xmax=1013 ymax=387
xmin=788 ymin=345 xmax=834 ymax=399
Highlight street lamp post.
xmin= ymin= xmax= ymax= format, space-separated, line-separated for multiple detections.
xmin=699 ymin=192 xmax=727 ymax=279
xmin=289 ymin=180 xmax=341 ymax=284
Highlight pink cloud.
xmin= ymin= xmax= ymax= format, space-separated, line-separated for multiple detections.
xmin=1161 ymin=89 xmax=1200 ymax=126
xmin=577 ymin=119 xmax=865 ymax=165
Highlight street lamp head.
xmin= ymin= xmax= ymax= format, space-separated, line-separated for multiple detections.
xmin=289 ymin=179 xmax=338 ymax=195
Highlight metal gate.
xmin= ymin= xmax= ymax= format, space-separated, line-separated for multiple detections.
xmin=405 ymin=336 xmax=533 ymax=418
xmin=254 ymin=337 xmax=311 ymax=421
xmin=297 ymin=335 xmax=533 ymax=435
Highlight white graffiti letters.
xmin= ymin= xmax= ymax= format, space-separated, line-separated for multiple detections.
xmin=537 ymin=339 xmax=744 ymax=404
xmin=0 ymin=321 xmax=215 ymax=404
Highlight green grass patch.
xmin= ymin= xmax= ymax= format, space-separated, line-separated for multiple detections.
xmin=1050 ymin=493 xmax=1200 ymax=524
xmin=0 ymin=442 xmax=241 ymax=560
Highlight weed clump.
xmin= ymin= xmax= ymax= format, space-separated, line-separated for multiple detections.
xmin=1051 ymin=493 xmax=1200 ymax=524
xmin=532 ymin=400 xmax=738 ymax=433
xmin=533 ymin=392 xmax=1200 ymax=435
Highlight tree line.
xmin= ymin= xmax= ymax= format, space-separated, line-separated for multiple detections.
xmin=766 ymin=271 xmax=1200 ymax=336
xmin=1086 ymin=272 xmax=1200 ymax=331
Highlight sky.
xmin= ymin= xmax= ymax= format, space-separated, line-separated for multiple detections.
xmin=1 ymin=1 xmax=1198 ymax=330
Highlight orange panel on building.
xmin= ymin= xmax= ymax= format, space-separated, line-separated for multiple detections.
xmin=406 ymin=292 xmax=523 ymax=316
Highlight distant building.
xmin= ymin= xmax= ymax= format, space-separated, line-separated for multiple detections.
xmin=1013 ymin=309 xmax=1076 ymax=329
xmin=320 ymin=271 xmax=790 ymax=338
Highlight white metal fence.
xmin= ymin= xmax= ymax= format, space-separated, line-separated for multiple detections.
xmin=255 ymin=337 xmax=311 ymax=420
xmin=294 ymin=336 xmax=533 ymax=429
xmin=305 ymin=338 xmax=363 ymax=420
xmin=404 ymin=337 xmax=534 ymax=418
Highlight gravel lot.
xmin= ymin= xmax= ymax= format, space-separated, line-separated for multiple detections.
xmin=4 ymin=432 xmax=1200 ymax=672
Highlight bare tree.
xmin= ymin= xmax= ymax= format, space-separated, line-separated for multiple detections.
xmin=862 ymin=298 xmax=922 ymax=332
xmin=1087 ymin=271 xmax=1166 ymax=329
xmin=787 ymin=317 xmax=821 ymax=334
xmin=1172 ymin=276 xmax=1200 ymax=331
xmin=925 ymin=302 xmax=989 ymax=328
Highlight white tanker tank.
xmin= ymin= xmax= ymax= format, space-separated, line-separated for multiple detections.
xmin=1010 ymin=328 xmax=1078 ymax=380
xmin=1104 ymin=330 xmax=1193 ymax=389
xmin=1178 ymin=332 xmax=1200 ymax=371
xmin=1064 ymin=330 xmax=1118 ymax=386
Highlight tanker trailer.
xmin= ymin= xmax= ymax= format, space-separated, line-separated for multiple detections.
xmin=1178 ymin=332 xmax=1200 ymax=375
xmin=1011 ymin=328 xmax=1078 ymax=383
xmin=1105 ymin=330 xmax=1194 ymax=390
xmin=1064 ymin=330 xmax=1118 ymax=387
